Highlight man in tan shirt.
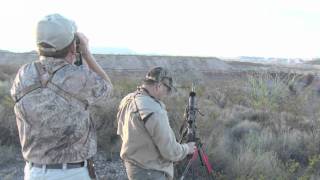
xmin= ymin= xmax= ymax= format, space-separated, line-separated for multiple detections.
xmin=11 ymin=14 xmax=112 ymax=180
xmin=117 ymin=67 xmax=195 ymax=180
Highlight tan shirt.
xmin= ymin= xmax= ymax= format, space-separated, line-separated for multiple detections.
xmin=117 ymin=90 xmax=189 ymax=179
xmin=11 ymin=57 xmax=112 ymax=164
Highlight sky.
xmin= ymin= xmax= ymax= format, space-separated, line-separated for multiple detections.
xmin=0 ymin=0 xmax=319 ymax=59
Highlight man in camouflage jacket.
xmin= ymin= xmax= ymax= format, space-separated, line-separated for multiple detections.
xmin=11 ymin=14 xmax=112 ymax=180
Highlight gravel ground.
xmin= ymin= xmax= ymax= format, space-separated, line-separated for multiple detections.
xmin=93 ymin=151 xmax=128 ymax=180
xmin=0 ymin=151 xmax=128 ymax=180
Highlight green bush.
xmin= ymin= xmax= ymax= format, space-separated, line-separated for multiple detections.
xmin=247 ymin=73 xmax=289 ymax=111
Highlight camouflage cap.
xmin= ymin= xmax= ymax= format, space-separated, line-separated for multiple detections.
xmin=145 ymin=67 xmax=176 ymax=92
xmin=36 ymin=14 xmax=77 ymax=53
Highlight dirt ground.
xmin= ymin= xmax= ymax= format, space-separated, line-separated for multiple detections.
xmin=0 ymin=151 xmax=127 ymax=180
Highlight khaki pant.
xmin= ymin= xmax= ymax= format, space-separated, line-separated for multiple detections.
xmin=24 ymin=162 xmax=91 ymax=180
xmin=124 ymin=161 xmax=166 ymax=180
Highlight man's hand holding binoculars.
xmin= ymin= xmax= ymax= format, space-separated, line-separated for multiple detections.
xmin=75 ymin=32 xmax=112 ymax=85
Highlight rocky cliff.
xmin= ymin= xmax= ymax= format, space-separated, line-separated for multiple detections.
xmin=0 ymin=51 xmax=233 ymax=72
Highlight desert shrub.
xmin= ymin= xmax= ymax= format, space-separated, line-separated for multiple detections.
xmin=0 ymin=64 xmax=19 ymax=81
xmin=0 ymin=81 xmax=18 ymax=146
xmin=206 ymin=98 xmax=320 ymax=179
xmin=0 ymin=64 xmax=21 ymax=147
xmin=247 ymin=73 xmax=289 ymax=111
xmin=301 ymin=154 xmax=320 ymax=178
xmin=230 ymin=150 xmax=286 ymax=180
xmin=0 ymin=81 xmax=13 ymax=106
xmin=112 ymin=78 xmax=139 ymax=97
xmin=211 ymin=130 xmax=287 ymax=179
xmin=91 ymin=98 xmax=121 ymax=160
xmin=282 ymin=86 xmax=320 ymax=118
xmin=0 ymin=145 xmax=18 ymax=165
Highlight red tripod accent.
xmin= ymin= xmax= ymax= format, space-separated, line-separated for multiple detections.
xmin=180 ymin=140 xmax=214 ymax=180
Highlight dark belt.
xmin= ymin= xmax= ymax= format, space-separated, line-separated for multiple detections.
xmin=30 ymin=161 xmax=85 ymax=169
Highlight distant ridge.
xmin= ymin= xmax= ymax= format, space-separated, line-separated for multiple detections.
xmin=1 ymin=50 xmax=318 ymax=76
xmin=91 ymin=47 xmax=136 ymax=55
xmin=0 ymin=50 xmax=38 ymax=65
xmin=236 ymin=56 xmax=305 ymax=64
xmin=306 ymin=58 xmax=320 ymax=65
xmin=0 ymin=51 xmax=233 ymax=73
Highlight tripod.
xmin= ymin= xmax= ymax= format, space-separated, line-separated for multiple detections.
xmin=180 ymin=139 xmax=214 ymax=180
xmin=179 ymin=89 xmax=214 ymax=180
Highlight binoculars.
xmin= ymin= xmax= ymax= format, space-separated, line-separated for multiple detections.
xmin=74 ymin=35 xmax=82 ymax=66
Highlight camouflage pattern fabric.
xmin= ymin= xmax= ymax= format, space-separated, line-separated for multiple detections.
xmin=11 ymin=57 xmax=112 ymax=164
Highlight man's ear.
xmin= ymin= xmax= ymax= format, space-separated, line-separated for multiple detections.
xmin=156 ymin=83 xmax=161 ymax=88
xmin=64 ymin=41 xmax=77 ymax=64
xmin=156 ymin=83 xmax=162 ymax=91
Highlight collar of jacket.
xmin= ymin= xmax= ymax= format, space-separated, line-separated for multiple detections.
xmin=136 ymin=86 xmax=162 ymax=106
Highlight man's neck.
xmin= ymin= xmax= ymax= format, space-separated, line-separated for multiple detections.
xmin=140 ymin=85 xmax=160 ymax=100
xmin=64 ymin=53 xmax=75 ymax=64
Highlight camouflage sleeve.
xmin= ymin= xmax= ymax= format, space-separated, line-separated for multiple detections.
xmin=53 ymin=65 xmax=112 ymax=106
xmin=10 ymin=63 xmax=39 ymax=101
xmin=78 ymin=65 xmax=112 ymax=105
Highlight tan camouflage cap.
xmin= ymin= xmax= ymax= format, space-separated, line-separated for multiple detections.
xmin=36 ymin=14 xmax=77 ymax=53
xmin=145 ymin=67 xmax=176 ymax=92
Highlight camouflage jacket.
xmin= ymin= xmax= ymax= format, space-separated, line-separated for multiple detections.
xmin=117 ymin=89 xmax=189 ymax=180
xmin=11 ymin=57 xmax=112 ymax=164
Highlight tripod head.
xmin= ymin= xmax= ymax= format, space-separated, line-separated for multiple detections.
xmin=186 ymin=90 xmax=197 ymax=142
xmin=180 ymin=84 xmax=203 ymax=143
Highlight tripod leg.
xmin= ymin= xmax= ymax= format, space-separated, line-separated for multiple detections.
xmin=198 ymin=148 xmax=214 ymax=180
xmin=180 ymin=149 xmax=198 ymax=180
